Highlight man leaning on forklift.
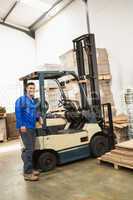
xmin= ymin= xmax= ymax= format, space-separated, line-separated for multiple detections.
xmin=15 ymin=82 xmax=40 ymax=181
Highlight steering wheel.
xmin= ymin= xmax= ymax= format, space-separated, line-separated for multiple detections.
xmin=58 ymin=99 xmax=78 ymax=112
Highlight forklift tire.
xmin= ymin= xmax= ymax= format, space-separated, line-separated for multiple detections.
xmin=90 ymin=135 xmax=109 ymax=158
xmin=38 ymin=152 xmax=57 ymax=172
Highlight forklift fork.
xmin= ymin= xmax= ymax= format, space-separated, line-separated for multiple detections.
xmin=102 ymin=103 xmax=115 ymax=149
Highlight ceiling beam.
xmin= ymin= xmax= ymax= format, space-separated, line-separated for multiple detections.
xmin=30 ymin=0 xmax=75 ymax=30
xmin=0 ymin=21 xmax=35 ymax=39
xmin=0 ymin=1 xmax=35 ymax=38
xmin=3 ymin=1 xmax=18 ymax=22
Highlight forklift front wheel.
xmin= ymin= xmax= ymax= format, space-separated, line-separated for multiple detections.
xmin=90 ymin=135 xmax=109 ymax=158
xmin=38 ymin=152 xmax=57 ymax=172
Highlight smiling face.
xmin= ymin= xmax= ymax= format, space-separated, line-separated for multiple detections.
xmin=26 ymin=83 xmax=35 ymax=98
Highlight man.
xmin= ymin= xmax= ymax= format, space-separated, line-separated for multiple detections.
xmin=15 ymin=82 xmax=40 ymax=181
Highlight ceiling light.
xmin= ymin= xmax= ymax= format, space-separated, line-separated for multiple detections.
xmin=18 ymin=0 xmax=50 ymax=11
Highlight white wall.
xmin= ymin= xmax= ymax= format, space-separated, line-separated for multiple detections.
xmin=88 ymin=0 xmax=133 ymax=113
xmin=35 ymin=0 xmax=87 ymax=64
xmin=0 ymin=25 xmax=36 ymax=112
xmin=35 ymin=0 xmax=133 ymax=114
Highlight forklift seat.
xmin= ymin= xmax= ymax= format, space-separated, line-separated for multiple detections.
xmin=56 ymin=129 xmax=86 ymax=135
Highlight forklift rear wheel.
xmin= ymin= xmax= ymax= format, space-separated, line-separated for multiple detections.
xmin=38 ymin=152 xmax=57 ymax=172
xmin=90 ymin=135 xmax=109 ymax=158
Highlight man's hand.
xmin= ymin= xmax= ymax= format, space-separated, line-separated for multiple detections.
xmin=20 ymin=126 xmax=27 ymax=133
xmin=39 ymin=117 xmax=43 ymax=125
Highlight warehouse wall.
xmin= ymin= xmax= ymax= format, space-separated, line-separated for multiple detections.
xmin=0 ymin=25 xmax=35 ymax=112
xmin=35 ymin=0 xmax=87 ymax=65
xmin=35 ymin=0 xmax=133 ymax=114
xmin=88 ymin=0 xmax=133 ymax=113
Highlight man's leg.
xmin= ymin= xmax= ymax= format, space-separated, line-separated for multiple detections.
xmin=31 ymin=129 xmax=40 ymax=176
xmin=20 ymin=129 xmax=39 ymax=181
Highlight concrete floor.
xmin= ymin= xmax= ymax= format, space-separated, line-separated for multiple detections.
xmin=0 ymin=140 xmax=132 ymax=200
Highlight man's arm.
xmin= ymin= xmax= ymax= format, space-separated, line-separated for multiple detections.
xmin=15 ymin=98 xmax=27 ymax=133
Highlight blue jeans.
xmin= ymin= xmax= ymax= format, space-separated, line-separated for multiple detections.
xmin=20 ymin=129 xmax=36 ymax=174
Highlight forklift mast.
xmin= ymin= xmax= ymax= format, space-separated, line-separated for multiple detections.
xmin=73 ymin=34 xmax=102 ymax=121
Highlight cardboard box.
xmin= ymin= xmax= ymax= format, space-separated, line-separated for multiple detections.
xmin=6 ymin=113 xmax=18 ymax=140
xmin=0 ymin=118 xmax=7 ymax=142
xmin=59 ymin=49 xmax=110 ymax=75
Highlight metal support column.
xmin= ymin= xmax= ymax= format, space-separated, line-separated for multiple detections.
xmin=39 ymin=73 xmax=46 ymax=127
xmin=82 ymin=0 xmax=91 ymax=33
xmin=23 ymin=79 xmax=27 ymax=95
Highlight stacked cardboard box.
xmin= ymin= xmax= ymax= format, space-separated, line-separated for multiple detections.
xmin=113 ymin=114 xmax=128 ymax=143
xmin=0 ymin=118 xmax=7 ymax=142
xmin=114 ymin=126 xmax=128 ymax=143
xmin=0 ymin=107 xmax=7 ymax=142
xmin=105 ymin=114 xmax=128 ymax=143
xmin=38 ymin=63 xmax=63 ymax=89
xmin=6 ymin=113 xmax=19 ymax=140
xmin=59 ymin=48 xmax=110 ymax=75
xmin=59 ymin=48 xmax=115 ymax=114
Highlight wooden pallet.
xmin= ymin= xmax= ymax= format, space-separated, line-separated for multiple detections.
xmin=98 ymin=140 xmax=133 ymax=170
xmin=98 ymin=157 xmax=133 ymax=170
xmin=116 ymin=140 xmax=133 ymax=150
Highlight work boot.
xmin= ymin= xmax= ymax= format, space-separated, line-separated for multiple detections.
xmin=24 ymin=173 xmax=39 ymax=181
xmin=33 ymin=170 xmax=40 ymax=176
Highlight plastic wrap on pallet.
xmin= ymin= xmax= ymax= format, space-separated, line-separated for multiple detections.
xmin=125 ymin=89 xmax=133 ymax=139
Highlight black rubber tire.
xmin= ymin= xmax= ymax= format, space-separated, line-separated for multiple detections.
xmin=90 ymin=135 xmax=109 ymax=158
xmin=38 ymin=152 xmax=57 ymax=172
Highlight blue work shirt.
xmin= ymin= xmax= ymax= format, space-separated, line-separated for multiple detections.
xmin=15 ymin=95 xmax=37 ymax=129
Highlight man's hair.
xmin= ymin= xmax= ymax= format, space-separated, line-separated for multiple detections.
xmin=26 ymin=82 xmax=35 ymax=88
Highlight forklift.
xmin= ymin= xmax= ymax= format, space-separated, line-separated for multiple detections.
xmin=19 ymin=35 xmax=115 ymax=172
xmin=19 ymin=0 xmax=115 ymax=172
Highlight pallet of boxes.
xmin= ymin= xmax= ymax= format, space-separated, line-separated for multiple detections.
xmin=59 ymin=48 xmax=129 ymax=143
xmin=0 ymin=107 xmax=7 ymax=142
xmin=98 ymin=140 xmax=133 ymax=170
